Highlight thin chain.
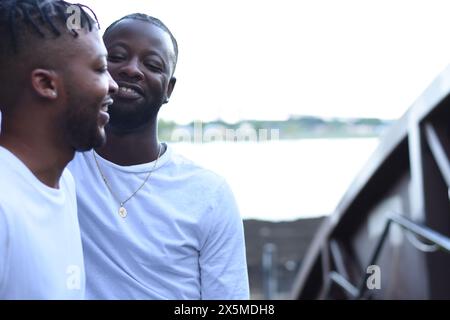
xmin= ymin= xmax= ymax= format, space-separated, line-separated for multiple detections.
xmin=92 ymin=144 xmax=162 ymax=207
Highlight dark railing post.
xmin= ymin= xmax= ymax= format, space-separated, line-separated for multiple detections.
xmin=262 ymin=243 xmax=278 ymax=299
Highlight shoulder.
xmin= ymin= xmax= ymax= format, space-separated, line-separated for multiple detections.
xmin=168 ymin=148 xmax=227 ymax=192
xmin=168 ymin=148 xmax=239 ymax=208
xmin=0 ymin=147 xmax=19 ymax=179
xmin=0 ymin=148 xmax=25 ymax=198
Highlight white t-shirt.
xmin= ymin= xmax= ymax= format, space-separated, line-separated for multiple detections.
xmin=68 ymin=144 xmax=249 ymax=299
xmin=0 ymin=146 xmax=85 ymax=299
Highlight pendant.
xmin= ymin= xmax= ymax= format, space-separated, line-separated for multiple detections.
xmin=119 ymin=206 xmax=128 ymax=218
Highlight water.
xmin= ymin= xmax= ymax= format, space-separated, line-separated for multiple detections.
xmin=172 ymin=138 xmax=380 ymax=221
xmin=0 ymin=107 xmax=380 ymax=222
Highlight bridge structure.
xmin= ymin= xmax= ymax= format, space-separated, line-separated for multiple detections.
xmin=291 ymin=65 xmax=450 ymax=299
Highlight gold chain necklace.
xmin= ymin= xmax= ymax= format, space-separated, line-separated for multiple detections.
xmin=92 ymin=144 xmax=162 ymax=218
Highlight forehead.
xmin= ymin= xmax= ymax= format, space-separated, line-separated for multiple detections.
xmin=46 ymin=28 xmax=107 ymax=66
xmin=104 ymin=19 xmax=175 ymax=59
xmin=70 ymin=28 xmax=107 ymax=58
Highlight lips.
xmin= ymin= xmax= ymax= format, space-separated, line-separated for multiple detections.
xmin=101 ymin=98 xmax=114 ymax=112
xmin=98 ymin=98 xmax=113 ymax=126
xmin=115 ymin=82 xmax=144 ymax=100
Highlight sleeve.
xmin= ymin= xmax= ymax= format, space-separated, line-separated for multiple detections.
xmin=0 ymin=205 xmax=10 ymax=290
xmin=199 ymin=180 xmax=250 ymax=300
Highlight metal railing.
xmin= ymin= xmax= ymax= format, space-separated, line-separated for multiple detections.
xmin=322 ymin=213 xmax=450 ymax=299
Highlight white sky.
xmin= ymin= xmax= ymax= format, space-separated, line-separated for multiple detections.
xmin=82 ymin=0 xmax=450 ymax=124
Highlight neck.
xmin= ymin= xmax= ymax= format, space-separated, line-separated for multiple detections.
xmin=96 ymin=120 xmax=161 ymax=166
xmin=0 ymin=117 xmax=74 ymax=189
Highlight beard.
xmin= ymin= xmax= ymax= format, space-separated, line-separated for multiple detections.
xmin=63 ymin=89 xmax=106 ymax=152
xmin=107 ymin=94 xmax=163 ymax=134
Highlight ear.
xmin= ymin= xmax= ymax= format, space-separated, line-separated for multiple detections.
xmin=30 ymin=69 xmax=59 ymax=100
xmin=164 ymin=77 xmax=177 ymax=104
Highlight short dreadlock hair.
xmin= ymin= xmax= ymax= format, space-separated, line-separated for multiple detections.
xmin=0 ymin=0 xmax=99 ymax=53
xmin=0 ymin=0 xmax=100 ymax=110
xmin=103 ymin=13 xmax=178 ymax=71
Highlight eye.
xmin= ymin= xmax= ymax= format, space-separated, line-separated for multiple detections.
xmin=97 ymin=65 xmax=108 ymax=73
xmin=144 ymin=62 xmax=163 ymax=72
xmin=108 ymin=54 xmax=125 ymax=63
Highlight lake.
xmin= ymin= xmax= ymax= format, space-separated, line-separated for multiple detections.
xmin=172 ymin=138 xmax=380 ymax=221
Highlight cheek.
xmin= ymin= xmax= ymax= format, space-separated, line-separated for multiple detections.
xmin=107 ymin=66 xmax=120 ymax=82
xmin=152 ymin=75 xmax=169 ymax=93
xmin=92 ymin=76 xmax=110 ymax=98
xmin=101 ymin=79 xmax=110 ymax=96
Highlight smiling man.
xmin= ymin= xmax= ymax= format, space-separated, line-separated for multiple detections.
xmin=0 ymin=0 xmax=117 ymax=299
xmin=68 ymin=14 xmax=250 ymax=299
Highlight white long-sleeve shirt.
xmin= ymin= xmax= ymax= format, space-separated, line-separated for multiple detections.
xmin=68 ymin=144 xmax=249 ymax=299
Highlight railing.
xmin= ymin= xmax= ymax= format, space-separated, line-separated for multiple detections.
xmin=322 ymin=214 xmax=450 ymax=299
xmin=292 ymin=64 xmax=450 ymax=299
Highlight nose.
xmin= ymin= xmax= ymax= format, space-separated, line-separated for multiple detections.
xmin=107 ymin=71 xmax=118 ymax=94
xmin=119 ymin=57 xmax=144 ymax=81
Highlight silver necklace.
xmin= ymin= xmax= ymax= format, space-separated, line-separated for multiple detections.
xmin=92 ymin=144 xmax=163 ymax=218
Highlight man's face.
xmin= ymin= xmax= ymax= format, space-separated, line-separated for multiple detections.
xmin=103 ymin=20 xmax=176 ymax=133
xmin=61 ymin=29 xmax=118 ymax=151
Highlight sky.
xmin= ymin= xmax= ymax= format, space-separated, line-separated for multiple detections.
xmin=82 ymin=0 xmax=450 ymax=124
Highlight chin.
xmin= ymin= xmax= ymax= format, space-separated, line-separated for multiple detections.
xmin=72 ymin=131 xmax=107 ymax=152
xmin=109 ymin=101 xmax=160 ymax=124
xmin=92 ymin=130 xmax=107 ymax=149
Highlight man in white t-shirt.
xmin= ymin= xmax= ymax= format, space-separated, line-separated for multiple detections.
xmin=68 ymin=14 xmax=250 ymax=299
xmin=0 ymin=0 xmax=117 ymax=299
